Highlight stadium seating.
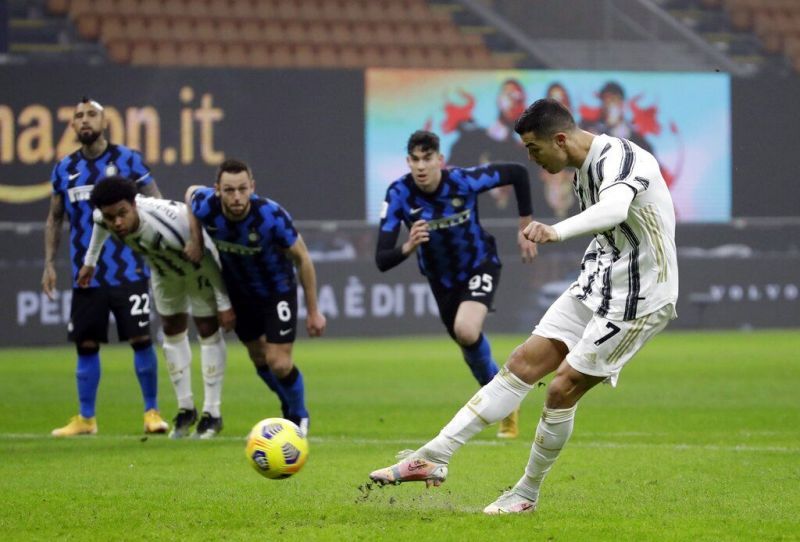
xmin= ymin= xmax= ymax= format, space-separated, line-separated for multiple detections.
xmin=46 ymin=0 xmax=514 ymax=68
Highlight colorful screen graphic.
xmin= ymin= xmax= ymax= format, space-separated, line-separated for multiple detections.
xmin=366 ymin=69 xmax=731 ymax=223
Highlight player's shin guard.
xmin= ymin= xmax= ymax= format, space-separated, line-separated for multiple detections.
xmin=277 ymin=366 xmax=308 ymax=422
xmin=422 ymin=366 xmax=532 ymax=464
xmin=163 ymin=331 xmax=193 ymax=410
xmin=199 ymin=330 xmax=226 ymax=418
xmin=132 ymin=340 xmax=159 ymax=412
xmin=514 ymin=405 xmax=577 ymax=502
xmin=460 ymin=334 xmax=499 ymax=386
xmin=76 ymin=346 xmax=101 ymax=418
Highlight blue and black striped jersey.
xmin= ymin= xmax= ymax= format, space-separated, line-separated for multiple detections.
xmin=190 ymin=187 xmax=298 ymax=299
xmin=51 ymin=143 xmax=152 ymax=288
xmin=378 ymin=163 xmax=530 ymax=288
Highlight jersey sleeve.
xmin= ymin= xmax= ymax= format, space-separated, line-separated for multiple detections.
xmin=128 ymin=150 xmax=153 ymax=186
xmin=269 ymin=204 xmax=299 ymax=249
xmin=375 ymin=183 xmax=408 ymax=271
xmin=50 ymin=163 xmax=62 ymax=194
xmin=190 ymin=187 xmax=215 ymax=222
xmin=597 ymin=139 xmax=650 ymax=196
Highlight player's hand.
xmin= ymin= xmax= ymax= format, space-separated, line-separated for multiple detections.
xmin=523 ymin=221 xmax=559 ymax=244
xmin=517 ymin=229 xmax=538 ymax=263
xmin=42 ymin=264 xmax=57 ymax=300
xmin=306 ymin=310 xmax=326 ymax=338
xmin=217 ymin=308 xmax=236 ymax=332
xmin=76 ymin=265 xmax=95 ymax=288
xmin=402 ymin=220 xmax=430 ymax=255
xmin=183 ymin=240 xmax=203 ymax=264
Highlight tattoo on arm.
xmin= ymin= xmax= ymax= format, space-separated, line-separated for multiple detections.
xmin=44 ymin=194 xmax=65 ymax=265
xmin=138 ymin=180 xmax=162 ymax=198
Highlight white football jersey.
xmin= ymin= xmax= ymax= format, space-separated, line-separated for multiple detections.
xmin=86 ymin=195 xmax=230 ymax=311
xmin=568 ymin=134 xmax=678 ymax=321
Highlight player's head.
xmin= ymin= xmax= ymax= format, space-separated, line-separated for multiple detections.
xmin=406 ymin=130 xmax=443 ymax=192
xmin=72 ymin=97 xmax=107 ymax=146
xmin=90 ymin=176 xmax=139 ymax=238
xmin=497 ymin=79 xmax=526 ymax=124
xmin=215 ymin=158 xmax=254 ymax=219
xmin=514 ymin=98 xmax=577 ymax=174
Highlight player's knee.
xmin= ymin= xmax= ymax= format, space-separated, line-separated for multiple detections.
xmin=130 ymin=338 xmax=153 ymax=351
xmin=195 ymin=320 xmax=219 ymax=339
xmin=76 ymin=343 xmax=99 ymax=356
xmin=267 ymin=356 xmax=292 ymax=377
xmin=453 ymin=322 xmax=480 ymax=346
xmin=546 ymin=371 xmax=584 ymax=408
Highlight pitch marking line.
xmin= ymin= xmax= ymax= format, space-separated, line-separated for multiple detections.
xmin=0 ymin=433 xmax=797 ymax=454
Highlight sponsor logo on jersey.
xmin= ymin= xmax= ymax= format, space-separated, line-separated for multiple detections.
xmin=67 ymin=185 xmax=93 ymax=203
xmin=213 ymin=238 xmax=262 ymax=255
xmin=426 ymin=209 xmax=471 ymax=231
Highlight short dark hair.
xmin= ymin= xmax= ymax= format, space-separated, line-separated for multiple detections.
xmin=514 ymin=98 xmax=576 ymax=137
xmin=407 ymin=130 xmax=440 ymax=155
xmin=90 ymin=176 xmax=137 ymax=209
xmin=215 ymin=158 xmax=252 ymax=183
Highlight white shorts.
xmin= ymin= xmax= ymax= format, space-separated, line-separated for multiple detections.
xmin=533 ymin=291 xmax=674 ymax=387
xmin=150 ymin=271 xmax=218 ymax=318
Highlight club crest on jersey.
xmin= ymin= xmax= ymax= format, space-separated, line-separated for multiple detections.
xmin=248 ymin=231 xmax=261 ymax=243
xmin=104 ymin=164 xmax=118 ymax=177
xmin=451 ymin=197 xmax=464 ymax=208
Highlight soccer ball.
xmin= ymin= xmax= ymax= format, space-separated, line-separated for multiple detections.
xmin=245 ymin=418 xmax=309 ymax=479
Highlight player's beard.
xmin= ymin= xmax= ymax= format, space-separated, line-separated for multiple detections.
xmin=78 ymin=130 xmax=101 ymax=145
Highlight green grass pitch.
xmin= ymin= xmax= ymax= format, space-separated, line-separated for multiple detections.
xmin=1 ymin=331 xmax=798 ymax=541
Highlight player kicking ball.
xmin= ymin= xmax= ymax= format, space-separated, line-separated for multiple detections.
xmin=369 ymin=98 xmax=679 ymax=514
xmin=79 ymin=177 xmax=234 ymax=439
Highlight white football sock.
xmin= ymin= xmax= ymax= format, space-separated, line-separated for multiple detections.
xmin=421 ymin=366 xmax=533 ymax=464
xmin=163 ymin=331 xmax=194 ymax=410
xmin=199 ymin=330 xmax=226 ymax=418
xmin=513 ymin=404 xmax=577 ymax=502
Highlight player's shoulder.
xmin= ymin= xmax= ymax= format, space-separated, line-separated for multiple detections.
xmin=191 ymin=186 xmax=216 ymax=203
xmin=387 ymin=174 xmax=413 ymax=196
xmin=259 ymin=196 xmax=291 ymax=216
xmin=108 ymin=143 xmax=141 ymax=158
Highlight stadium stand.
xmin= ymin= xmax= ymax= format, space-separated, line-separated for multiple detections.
xmin=39 ymin=0 xmax=519 ymax=68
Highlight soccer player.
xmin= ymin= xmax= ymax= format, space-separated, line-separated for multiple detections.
xmin=184 ymin=159 xmax=326 ymax=436
xmin=44 ymin=97 xmax=169 ymax=437
xmin=369 ymin=98 xmax=679 ymax=514
xmin=376 ymin=130 xmax=537 ymax=438
xmin=79 ymin=177 xmax=234 ymax=439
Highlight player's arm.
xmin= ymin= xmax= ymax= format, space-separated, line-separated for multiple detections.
xmin=183 ymin=185 xmax=208 ymax=264
xmin=42 ymin=192 xmax=65 ymax=300
xmin=469 ymin=162 xmax=537 ymax=262
xmin=137 ymin=179 xmax=162 ymax=198
xmin=375 ymin=187 xmax=427 ymax=272
xmin=286 ymin=235 xmax=326 ymax=338
xmin=524 ymin=183 xmax=634 ymax=244
xmin=77 ymin=216 xmax=112 ymax=288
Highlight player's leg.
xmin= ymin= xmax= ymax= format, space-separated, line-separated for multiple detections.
xmin=484 ymin=362 xmax=602 ymax=514
xmin=193 ymin=314 xmax=226 ymax=439
xmin=52 ymin=287 xmax=109 ymax=437
xmin=369 ymin=334 xmax=564 ymax=486
xmin=113 ymin=280 xmax=167 ymax=434
xmin=369 ymin=290 xmax=583 ymax=485
xmin=264 ymin=341 xmax=309 ymax=435
xmin=486 ymin=303 xmax=675 ymax=514
xmin=161 ymin=312 xmax=197 ymax=438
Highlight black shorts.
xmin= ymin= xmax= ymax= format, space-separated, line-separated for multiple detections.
xmin=68 ymin=280 xmax=152 ymax=343
xmin=429 ymin=261 xmax=501 ymax=338
xmin=230 ymin=289 xmax=298 ymax=344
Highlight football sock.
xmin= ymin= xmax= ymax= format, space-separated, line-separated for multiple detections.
xmin=513 ymin=405 xmax=577 ymax=502
xmin=163 ymin=331 xmax=193 ymax=410
xmin=132 ymin=340 xmax=159 ymax=412
xmin=421 ymin=366 xmax=532 ymax=464
xmin=256 ymin=367 xmax=289 ymax=416
xmin=199 ymin=330 xmax=226 ymax=418
xmin=76 ymin=347 xmax=101 ymax=418
xmin=460 ymin=334 xmax=499 ymax=386
xmin=277 ymin=366 xmax=309 ymax=421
